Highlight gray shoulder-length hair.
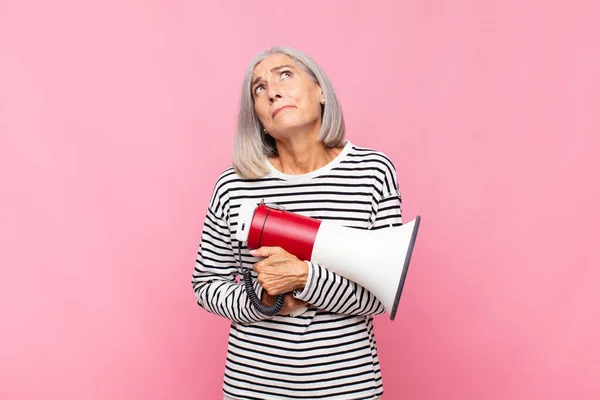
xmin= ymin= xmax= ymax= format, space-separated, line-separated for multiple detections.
xmin=232 ymin=46 xmax=346 ymax=179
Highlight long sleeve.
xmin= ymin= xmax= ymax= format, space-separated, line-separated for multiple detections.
xmin=192 ymin=207 xmax=272 ymax=324
xmin=293 ymin=261 xmax=385 ymax=315
xmin=292 ymin=165 xmax=403 ymax=316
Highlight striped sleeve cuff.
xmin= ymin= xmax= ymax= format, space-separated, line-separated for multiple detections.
xmin=292 ymin=261 xmax=314 ymax=300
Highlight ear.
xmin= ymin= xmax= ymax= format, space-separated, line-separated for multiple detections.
xmin=316 ymin=85 xmax=324 ymax=104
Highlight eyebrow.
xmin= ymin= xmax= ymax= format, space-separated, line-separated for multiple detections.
xmin=252 ymin=64 xmax=295 ymax=88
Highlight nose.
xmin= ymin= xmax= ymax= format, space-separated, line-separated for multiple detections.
xmin=267 ymin=85 xmax=282 ymax=104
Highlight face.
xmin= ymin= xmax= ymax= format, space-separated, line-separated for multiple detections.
xmin=251 ymin=54 xmax=323 ymax=139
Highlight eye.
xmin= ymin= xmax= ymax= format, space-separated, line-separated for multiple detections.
xmin=254 ymin=85 xmax=265 ymax=95
xmin=281 ymin=70 xmax=292 ymax=79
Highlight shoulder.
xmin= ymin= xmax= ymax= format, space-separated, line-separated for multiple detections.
xmin=346 ymin=144 xmax=397 ymax=171
xmin=206 ymin=167 xmax=243 ymax=216
xmin=211 ymin=166 xmax=242 ymax=193
xmin=345 ymin=143 xmax=398 ymax=178
xmin=344 ymin=143 xmax=400 ymax=196
xmin=207 ymin=166 xmax=276 ymax=217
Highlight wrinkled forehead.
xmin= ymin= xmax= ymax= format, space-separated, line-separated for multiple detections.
xmin=252 ymin=53 xmax=298 ymax=79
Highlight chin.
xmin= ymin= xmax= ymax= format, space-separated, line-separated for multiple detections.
xmin=271 ymin=119 xmax=319 ymax=135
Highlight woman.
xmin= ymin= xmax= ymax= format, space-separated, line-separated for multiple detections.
xmin=192 ymin=45 xmax=403 ymax=400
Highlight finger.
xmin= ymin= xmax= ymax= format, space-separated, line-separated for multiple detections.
xmin=267 ymin=286 xmax=287 ymax=296
xmin=250 ymin=246 xmax=284 ymax=258
xmin=252 ymin=258 xmax=275 ymax=272
xmin=252 ymin=261 xmax=264 ymax=272
xmin=254 ymin=254 xmax=294 ymax=271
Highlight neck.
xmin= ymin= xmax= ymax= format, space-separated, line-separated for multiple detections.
xmin=269 ymin=132 xmax=342 ymax=175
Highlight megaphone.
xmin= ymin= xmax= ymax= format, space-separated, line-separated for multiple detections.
xmin=235 ymin=201 xmax=421 ymax=320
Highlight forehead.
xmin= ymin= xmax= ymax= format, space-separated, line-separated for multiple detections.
xmin=252 ymin=54 xmax=298 ymax=78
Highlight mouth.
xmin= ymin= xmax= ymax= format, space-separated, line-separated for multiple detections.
xmin=272 ymin=105 xmax=294 ymax=118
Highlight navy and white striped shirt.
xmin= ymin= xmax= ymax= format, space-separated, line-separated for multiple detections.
xmin=192 ymin=142 xmax=403 ymax=399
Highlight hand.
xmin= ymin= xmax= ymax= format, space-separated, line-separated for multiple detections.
xmin=261 ymin=291 xmax=308 ymax=316
xmin=251 ymin=246 xmax=309 ymax=296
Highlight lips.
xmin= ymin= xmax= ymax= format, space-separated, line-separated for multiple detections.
xmin=272 ymin=105 xmax=294 ymax=118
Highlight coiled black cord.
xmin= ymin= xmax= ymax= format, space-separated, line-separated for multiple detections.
xmin=238 ymin=241 xmax=284 ymax=316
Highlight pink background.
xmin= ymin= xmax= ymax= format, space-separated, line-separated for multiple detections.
xmin=1 ymin=1 xmax=599 ymax=399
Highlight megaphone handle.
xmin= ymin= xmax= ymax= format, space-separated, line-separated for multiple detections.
xmin=238 ymin=243 xmax=284 ymax=316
